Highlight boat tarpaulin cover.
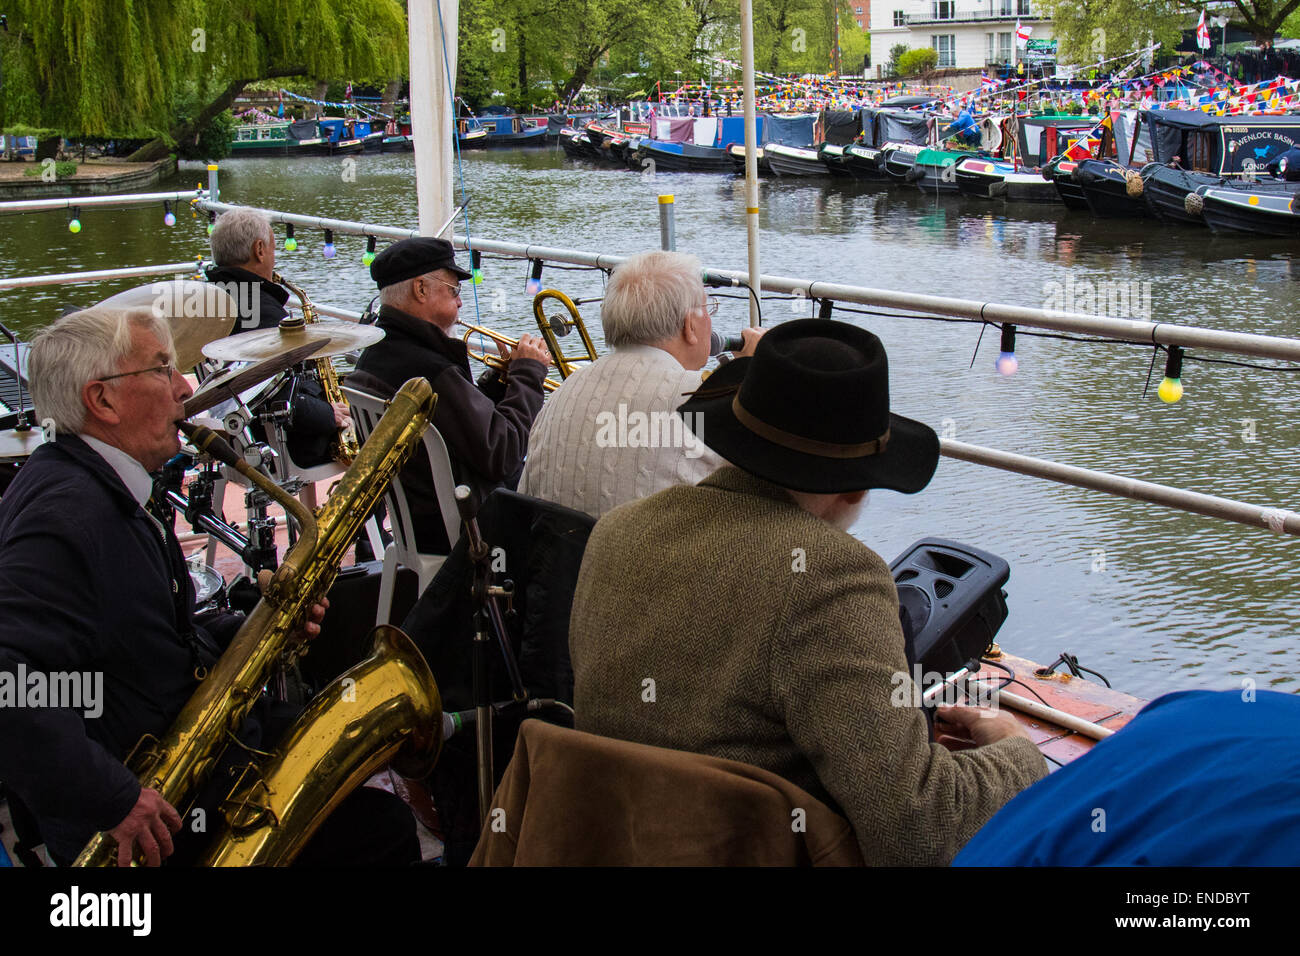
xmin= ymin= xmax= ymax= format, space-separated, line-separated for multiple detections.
xmin=288 ymin=120 xmax=318 ymax=141
xmin=858 ymin=108 xmax=881 ymax=147
xmin=954 ymin=690 xmax=1300 ymax=866
xmin=876 ymin=109 xmax=930 ymax=146
xmin=654 ymin=117 xmax=695 ymax=143
xmin=821 ymin=110 xmax=861 ymax=145
xmin=1142 ymin=110 xmax=1300 ymax=173
xmin=692 ymin=117 xmax=719 ymax=146
xmin=764 ymin=114 xmax=817 ymax=147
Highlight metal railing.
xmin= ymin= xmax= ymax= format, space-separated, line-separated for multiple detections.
xmin=38 ymin=199 xmax=1300 ymax=540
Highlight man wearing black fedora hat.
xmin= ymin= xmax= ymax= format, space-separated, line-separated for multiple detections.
xmin=568 ymin=319 xmax=1046 ymax=865
xmin=347 ymin=237 xmax=552 ymax=553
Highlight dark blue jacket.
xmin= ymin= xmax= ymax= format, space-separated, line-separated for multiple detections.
xmin=0 ymin=435 xmax=220 ymax=861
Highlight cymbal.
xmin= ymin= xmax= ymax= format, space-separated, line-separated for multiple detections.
xmin=99 ymin=280 xmax=239 ymax=372
xmin=184 ymin=340 xmax=328 ymax=418
xmin=201 ymin=319 xmax=384 ymax=363
xmin=0 ymin=427 xmax=46 ymax=460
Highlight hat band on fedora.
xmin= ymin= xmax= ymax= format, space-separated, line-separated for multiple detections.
xmin=731 ymin=396 xmax=890 ymax=460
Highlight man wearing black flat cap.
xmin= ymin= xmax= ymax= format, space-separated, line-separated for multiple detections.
xmin=348 ymin=237 xmax=551 ymax=553
xmin=568 ymin=319 xmax=1046 ymax=865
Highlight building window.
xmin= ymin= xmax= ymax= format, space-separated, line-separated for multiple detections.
xmin=1018 ymin=0 xmax=1032 ymax=14
xmin=998 ymin=0 xmax=1013 ymax=15
xmin=932 ymin=34 xmax=955 ymax=67
xmin=998 ymin=31 xmax=1013 ymax=63
xmin=933 ymin=0 xmax=954 ymax=19
xmin=893 ymin=9 xmax=905 ymax=26
xmin=987 ymin=32 xmax=995 ymax=63
xmin=855 ymin=5 xmax=863 ymax=12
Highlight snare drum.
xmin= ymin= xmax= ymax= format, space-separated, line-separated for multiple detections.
xmin=188 ymin=563 xmax=227 ymax=611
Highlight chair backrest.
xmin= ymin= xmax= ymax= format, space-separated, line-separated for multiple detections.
xmin=341 ymin=385 xmax=461 ymax=559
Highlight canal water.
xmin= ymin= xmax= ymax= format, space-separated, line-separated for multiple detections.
xmin=4 ymin=147 xmax=1298 ymax=701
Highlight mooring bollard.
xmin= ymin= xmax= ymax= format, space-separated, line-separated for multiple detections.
xmin=658 ymin=194 xmax=675 ymax=251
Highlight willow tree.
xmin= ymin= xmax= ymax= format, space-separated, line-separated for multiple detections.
xmin=0 ymin=0 xmax=408 ymax=160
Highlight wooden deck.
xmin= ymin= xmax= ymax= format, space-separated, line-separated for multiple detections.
xmin=979 ymin=651 xmax=1143 ymax=766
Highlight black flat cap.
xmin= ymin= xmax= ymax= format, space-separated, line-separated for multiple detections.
xmin=371 ymin=237 xmax=472 ymax=289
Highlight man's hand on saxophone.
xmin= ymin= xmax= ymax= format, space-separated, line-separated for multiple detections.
xmin=109 ymin=787 xmax=183 ymax=867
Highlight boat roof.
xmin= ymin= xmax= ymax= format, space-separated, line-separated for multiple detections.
xmin=1141 ymin=109 xmax=1300 ymax=131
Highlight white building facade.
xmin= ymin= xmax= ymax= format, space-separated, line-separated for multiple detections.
xmin=870 ymin=0 xmax=1053 ymax=72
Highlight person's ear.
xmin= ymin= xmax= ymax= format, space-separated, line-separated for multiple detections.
xmin=843 ymin=490 xmax=867 ymax=505
xmin=81 ymin=381 xmax=122 ymax=429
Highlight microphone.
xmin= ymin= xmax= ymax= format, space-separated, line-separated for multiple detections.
xmin=709 ymin=330 xmax=745 ymax=356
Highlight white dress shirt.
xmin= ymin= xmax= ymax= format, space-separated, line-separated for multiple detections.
xmin=519 ymin=345 xmax=726 ymax=518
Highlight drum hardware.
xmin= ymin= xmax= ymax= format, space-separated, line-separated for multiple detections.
xmin=185 ymin=340 xmax=326 ymax=419
xmin=200 ymin=318 xmax=383 ymax=364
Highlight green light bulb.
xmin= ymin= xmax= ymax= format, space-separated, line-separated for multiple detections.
xmin=1157 ymin=377 xmax=1183 ymax=403
xmin=362 ymin=250 xmax=375 ymax=266
xmin=472 ymin=268 xmax=483 ymax=285
xmin=284 ymin=237 xmax=298 ymax=252
xmin=68 ymin=219 xmax=81 ymax=234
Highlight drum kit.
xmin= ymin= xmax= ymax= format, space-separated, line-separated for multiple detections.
xmin=0 ymin=279 xmax=386 ymax=605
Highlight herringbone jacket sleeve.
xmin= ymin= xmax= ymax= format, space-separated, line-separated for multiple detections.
xmin=769 ymin=531 xmax=1047 ymax=866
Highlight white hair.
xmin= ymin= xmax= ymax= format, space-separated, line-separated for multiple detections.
xmin=209 ymin=207 xmax=273 ymax=267
xmin=29 ymin=306 xmax=174 ymax=433
xmin=601 ymin=251 xmax=704 ymax=348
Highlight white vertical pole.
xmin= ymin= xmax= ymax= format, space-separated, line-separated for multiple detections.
xmin=740 ymin=0 xmax=761 ymax=327
xmin=408 ymin=0 xmax=457 ymax=235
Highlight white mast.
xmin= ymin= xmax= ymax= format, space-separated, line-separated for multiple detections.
xmin=740 ymin=0 xmax=761 ymax=327
xmin=408 ymin=0 xmax=458 ymax=235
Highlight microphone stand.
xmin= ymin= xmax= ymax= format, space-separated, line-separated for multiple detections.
xmin=455 ymin=485 xmax=528 ymax=827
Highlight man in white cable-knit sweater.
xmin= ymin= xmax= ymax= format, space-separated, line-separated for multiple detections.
xmin=520 ymin=250 xmax=764 ymax=518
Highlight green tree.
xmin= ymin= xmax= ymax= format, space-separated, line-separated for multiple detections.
xmin=886 ymin=43 xmax=910 ymax=78
xmin=1033 ymin=0 xmax=1183 ymax=66
xmin=897 ymin=47 xmax=938 ymax=76
xmin=1037 ymin=1 xmax=1300 ymax=65
xmin=0 ymin=0 xmax=408 ymax=160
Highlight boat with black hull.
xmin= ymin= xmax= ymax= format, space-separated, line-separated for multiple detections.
xmin=1198 ymin=182 xmax=1300 ymax=235
xmin=1135 ymin=111 xmax=1300 ymax=224
xmin=820 ymin=143 xmax=888 ymax=179
xmin=763 ymin=114 xmax=826 ymax=177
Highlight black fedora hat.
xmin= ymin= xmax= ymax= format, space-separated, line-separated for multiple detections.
xmin=677 ymin=319 xmax=939 ymax=494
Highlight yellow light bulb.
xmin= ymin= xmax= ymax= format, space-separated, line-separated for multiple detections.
xmin=1157 ymin=377 xmax=1183 ymax=403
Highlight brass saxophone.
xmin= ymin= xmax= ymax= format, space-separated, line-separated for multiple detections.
xmin=273 ymin=270 xmax=360 ymax=463
xmin=74 ymin=377 xmax=442 ymax=867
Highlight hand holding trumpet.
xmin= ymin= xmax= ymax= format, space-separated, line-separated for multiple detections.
xmin=501 ymin=332 xmax=553 ymax=368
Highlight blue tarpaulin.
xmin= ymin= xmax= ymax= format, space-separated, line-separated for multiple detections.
xmin=954 ymin=690 xmax=1300 ymax=866
xmin=763 ymin=114 xmax=816 ymax=147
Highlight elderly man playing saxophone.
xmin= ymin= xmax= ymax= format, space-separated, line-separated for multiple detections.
xmin=0 ymin=306 xmax=413 ymax=866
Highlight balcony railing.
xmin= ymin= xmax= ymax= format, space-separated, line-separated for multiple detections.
xmin=905 ymin=10 xmax=1045 ymax=25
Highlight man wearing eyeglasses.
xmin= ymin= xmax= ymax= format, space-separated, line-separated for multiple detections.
xmin=0 ymin=306 xmax=413 ymax=866
xmin=520 ymin=250 xmax=763 ymax=519
xmin=348 ymin=236 xmax=552 ymax=554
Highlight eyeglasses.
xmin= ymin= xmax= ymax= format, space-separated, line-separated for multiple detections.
xmin=696 ymin=297 xmax=720 ymax=317
xmin=99 ymin=363 xmax=178 ymax=384
xmin=429 ymin=277 xmax=462 ymax=300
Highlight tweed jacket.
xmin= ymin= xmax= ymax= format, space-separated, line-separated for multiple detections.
xmin=569 ymin=466 xmax=1047 ymax=866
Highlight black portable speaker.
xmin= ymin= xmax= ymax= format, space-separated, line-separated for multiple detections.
xmin=889 ymin=538 xmax=1010 ymax=676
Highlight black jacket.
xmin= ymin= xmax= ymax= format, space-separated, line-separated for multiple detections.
xmin=203 ymin=264 xmax=337 ymax=467
xmin=346 ymin=305 xmax=546 ymax=553
xmin=0 ymin=436 xmax=230 ymax=861
xmin=204 ymin=263 xmax=289 ymax=332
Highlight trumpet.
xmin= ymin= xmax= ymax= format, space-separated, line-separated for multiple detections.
xmin=461 ymin=288 xmax=600 ymax=394
xmin=460 ymin=323 xmax=561 ymax=393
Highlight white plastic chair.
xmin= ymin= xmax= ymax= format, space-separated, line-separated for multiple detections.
xmin=341 ymin=385 xmax=462 ymax=625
